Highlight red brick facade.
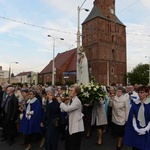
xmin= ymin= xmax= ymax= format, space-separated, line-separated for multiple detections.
xmin=39 ymin=49 xmax=77 ymax=85
xmin=82 ymin=0 xmax=127 ymax=85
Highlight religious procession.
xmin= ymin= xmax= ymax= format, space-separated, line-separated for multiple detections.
xmin=0 ymin=0 xmax=150 ymax=150
xmin=0 ymin=82 xmax=150 ymax=150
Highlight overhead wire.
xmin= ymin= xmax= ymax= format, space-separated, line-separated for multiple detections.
xmin=0 ymin=16 xmax=76 ymax=35
xmin=0 ymin=0 xmax=148 ymax=38
xmin=118 ymin=0 xmax=141 ymax=14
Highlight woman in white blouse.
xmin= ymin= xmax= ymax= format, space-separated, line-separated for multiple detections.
xmin=109 ymin=87 xmax=129 ymax=150
xmin=57 ymin=85 xmax=84 ymax=150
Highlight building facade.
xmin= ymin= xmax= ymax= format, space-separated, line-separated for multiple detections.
xmin=16 ymin=71 xmax=38 ymax=85
xmin=39 ymin=49 xmax=77 ymax=85
xmin=82 ymin=0 xmax=126 ymax=85
xmin=0 ymin=66 xmax=9 ymax=79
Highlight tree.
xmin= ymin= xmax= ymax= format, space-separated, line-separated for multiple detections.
xmin=127 ymin=63 xmax=149 ymax=85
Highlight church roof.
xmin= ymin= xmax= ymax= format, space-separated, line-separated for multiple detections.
xmin=40 ymin=48 xmax=77 ymax=74
xmin=83 ymin=5 xmax=109 ymax=24
xmin=115 ymin=16 xmax=125 ymax=26
xmin=82 ymin=5 xmax=125 ymax=26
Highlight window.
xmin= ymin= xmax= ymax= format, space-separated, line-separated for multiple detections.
xmin=111 ymin=49 xmax=115 ymax=60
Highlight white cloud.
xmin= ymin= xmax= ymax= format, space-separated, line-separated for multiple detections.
xmin=37 ymin=49 xmax=52 ymax=53
xmin=0 ymin=22 xmax=21 ymax=33
xmin=142 ymin=0 xmax=150 ymax=8
xmin=126 ymin=23 xmax=150 ymax=71
xmin=42 ymin=0 xmax=92 ymax=22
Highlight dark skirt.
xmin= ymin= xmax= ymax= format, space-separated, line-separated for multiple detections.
xmin=45 ymin=124 xmax=59 ymax=150
xmin=83 ymin=106 xmax=92 ymax=128
xmin=96 ymin=125 xmax=105 ymax=130
xmin=111 ymin=122 xmax=125 ymax=137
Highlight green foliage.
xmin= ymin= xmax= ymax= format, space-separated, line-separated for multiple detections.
xmin=55 ymin=81 xmax=61 ymax=86
xmin=37 ymin=82 xmax=44 ymax=86
xmin=16 ymin=82 xmax=23 ymax=87
xmin=65 ymin=80 xmax=75 ymax=86
xmin=127 ymin=63 xmax=149 ymax=85
xmin=46 ymin=82 xmax=52 ymax=86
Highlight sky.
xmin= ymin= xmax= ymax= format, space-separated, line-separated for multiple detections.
xmin=0 ymin=0 xmax=150 ymax=75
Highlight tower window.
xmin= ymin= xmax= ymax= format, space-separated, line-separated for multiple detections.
xmin=111 ymin=49 xmax=115 ymax=60
xmin=112 ymin=35 xmax=114 ymax=42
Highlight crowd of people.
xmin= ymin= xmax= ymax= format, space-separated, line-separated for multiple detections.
xmin=0 ymin=82 xmax=150 ymax=150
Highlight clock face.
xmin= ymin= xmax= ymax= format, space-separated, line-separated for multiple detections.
xmin=109 ymin=7 xmax=114 ymax=14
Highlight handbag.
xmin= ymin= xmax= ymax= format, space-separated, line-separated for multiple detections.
xmin=51 ymin=118 xmax=60 ymax=128
xmin=61 ymin=115 xmax=69 ymax=126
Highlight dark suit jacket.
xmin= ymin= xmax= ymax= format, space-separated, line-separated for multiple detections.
xmin=4 ymin=94 xmax=19 ymax=121
xmin=0 ymin=90 xmax=3 ymax=113
xmin=43 ymin=99 xmax=61 ymax=126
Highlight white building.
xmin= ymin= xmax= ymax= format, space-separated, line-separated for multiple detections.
xmin=16 ymin=71 xmax=38 ymax=84
xmin=0 ymin=66 xmax=9 ymax=79
xmin=0 ymin=66 xmax=9 ymax=83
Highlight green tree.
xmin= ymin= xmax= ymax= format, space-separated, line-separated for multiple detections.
xmin=127 ymin=63 xmax=149 ymax=85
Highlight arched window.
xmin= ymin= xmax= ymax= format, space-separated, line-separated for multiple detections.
xmin=111 ymin=49 xmax=115 ymax=60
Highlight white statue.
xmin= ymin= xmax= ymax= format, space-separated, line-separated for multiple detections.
xmin=79 ymin=47 xmax=89 ymax=85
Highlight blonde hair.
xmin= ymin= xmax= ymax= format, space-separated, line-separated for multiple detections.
xmin=70 ymin=85 xmax=80 ymax=94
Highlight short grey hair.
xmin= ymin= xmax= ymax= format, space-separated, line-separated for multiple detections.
xmin=45 ymin=87 xmax=55 ymax=94
xmin=7 ymin=86 xmax=15 ymax=93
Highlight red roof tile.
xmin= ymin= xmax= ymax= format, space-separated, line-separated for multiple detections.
xmin=40 ymin=48 xmax=77 ymax=74
xmin=16 ymin=71 xmax=31 ymax=76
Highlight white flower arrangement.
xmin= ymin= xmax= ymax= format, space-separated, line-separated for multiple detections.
xmin=78 ymin=81 xmax=106 ymax=104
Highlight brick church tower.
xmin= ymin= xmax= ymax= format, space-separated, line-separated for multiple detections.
xmin=82 ymin=0 xmax=126 ymax=85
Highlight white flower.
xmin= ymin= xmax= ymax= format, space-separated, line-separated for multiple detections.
xmin=96 ymin=85 xmax=99 ymax=89
xmin=85 ymin=84 xmax=88 ymax=88
xmin=94 ymin=88 xmax=97 ymax=91
xmin=83 ymin=92 xmax=89 ymax=98
xmin=81 ymin=87 xmax=84 ymax=92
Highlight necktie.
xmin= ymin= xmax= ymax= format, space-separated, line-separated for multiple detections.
xmin=137 ymin=103 xmax=146 ymax=127
xmin=69 ymin=99 xmax=72 ymax=105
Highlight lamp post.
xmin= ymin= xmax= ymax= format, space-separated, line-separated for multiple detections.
xmin=76 ymin=1 xmax=89 ymax=84
xmin=107 ymin=61 xmax=110 ymax=86
xmin=145 ymin=56 xmax=150 ymax=84
xmin=47 ymin=35 xmax=64 ymax=85
xmin=8 ymin=61 xmax=18 ymax=83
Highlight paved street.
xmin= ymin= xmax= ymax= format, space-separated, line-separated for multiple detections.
xmin=0 ymin=129 xmax=132 ymax=150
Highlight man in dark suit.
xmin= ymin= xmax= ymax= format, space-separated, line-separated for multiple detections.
xmin=1 ymin=86 xmax=18 ymax=146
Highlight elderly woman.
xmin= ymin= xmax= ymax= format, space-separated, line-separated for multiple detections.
xmin=57 ymin=84 xmax=84 ymax=150
xmin=91 ymin=98 xmax=108 ymax=145
xmin=41 ymin=87 xmax=61 ymax=150
xmin=124 ymin=86 xmax=150 ymax=150
xmin=20 ymin=90 xmax=43 ymax=150
xmin=109 ymin=87 xmax=129 ymax=150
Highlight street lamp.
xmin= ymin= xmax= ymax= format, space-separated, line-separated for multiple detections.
xmin=76 ymin=1 xmax=89 ymax=84
xmin=145 ymin=56 xmax=150 ymax=84
xmin=47 ymin=35 xmax=64 ymax=85
xmin=8 ymin=61 xmax=18 ymax=83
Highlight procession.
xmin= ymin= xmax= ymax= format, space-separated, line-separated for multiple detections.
xmin=0 ymin=83 xmax=150 ymax=150
xmin=0 ymin=0 xmax=150 ymax=150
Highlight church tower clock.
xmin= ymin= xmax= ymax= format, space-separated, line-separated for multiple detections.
xmin=82 ymin=0 xmax=126 ymax=85
xmin=94 ymin=0 xmax=115 ymax=20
